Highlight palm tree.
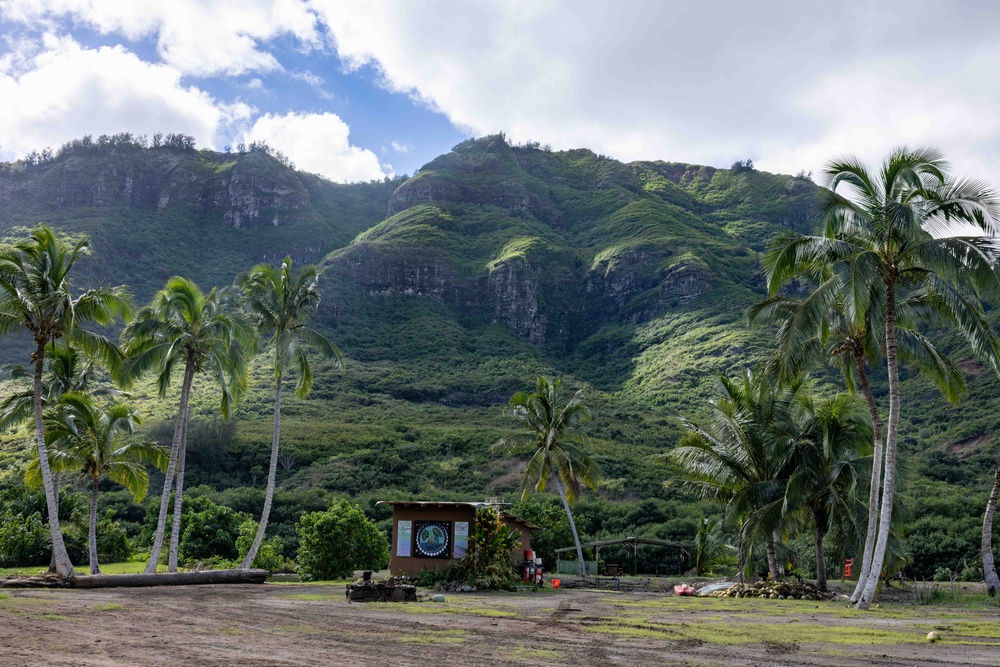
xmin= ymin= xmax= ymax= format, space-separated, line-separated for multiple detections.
xmin=669 ymin=370 xmax=800 ymax=581
xmin=764 ymin=147 xmax=1000 ymax=607
xmin=982 ymin=464 xmax=1000 ymax=596
xmin=118 ymin=277 xmax=252 ymax=573
xmin=29 ymin=392 xmax=166 ymax=574
xmin=2 ymin=342 xmax=125 ymax=564
xmin=237 ymin=258 xmax=343 ymax=570
xmin=0 ymin=226 xmax=131 ymax=576
xmin=786 ymin=392 xmax=872 ymax=591
xmin=493 ymin=377 xmax=602 ymax=578
xmin=751 ymin=279 xmax=965 ymax=602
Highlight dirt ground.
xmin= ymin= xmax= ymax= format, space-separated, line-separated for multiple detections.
xmin=2 ymin=582 xmax=1000 ymax=667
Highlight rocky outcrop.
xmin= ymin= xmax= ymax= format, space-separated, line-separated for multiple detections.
xmin=333 ymin=245 xmax=461 ymax=304
xmin=486 ymin=258 xmax=548 ymax=344
xmin=0 ymin=146 xmax=311 ymax=229
xmin=221 ymin=153 xmax=309 ymax=228
xmin=587 ymin=250 xmax=713 ymax=323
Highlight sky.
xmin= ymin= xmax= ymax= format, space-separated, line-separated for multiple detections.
xmin=2 ymin=1 xmax=1000 ymax=186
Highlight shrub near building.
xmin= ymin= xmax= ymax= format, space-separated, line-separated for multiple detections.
xmin=296 ymin=499 xmax=389 ymax=581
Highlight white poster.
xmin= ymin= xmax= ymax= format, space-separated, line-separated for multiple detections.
xmin=397 ymin=520 xmax=412 ymax=557
xmin=454 ymin=522 xmax=469 ymax=558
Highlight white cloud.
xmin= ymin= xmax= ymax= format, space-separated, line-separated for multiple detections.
xmin=0 ymin=0 xmax=320 ymax=76
xmin=311 ymin=0 xmax=1000 ymax=186
xmin=0 ymin=33 xmax=251 ymax=160
xmin=241 ymin=111 xmax=388 ymax=182
xmin=390 ymin=140 xmax=411 ymax=153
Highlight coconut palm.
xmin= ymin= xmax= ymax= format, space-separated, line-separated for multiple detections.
xmin=751 ymin=280 xmax=965 ymax=602
xmin=764 ymin=147 xmax=1000 ymax=607
xmin=0 ymin=226 xmax=131 ymax=576
xmin=118 ymin=277 xmax=253 ymax=573
xmin=493 ymin=377 xmax=602 ymax=578
xmin=237 ymin=257 xmax=343 ymax=570
xmin=4 ymin=342 xmax=126 ymax=570
xmin=30 ymin=392 xmax=166 ymax=573
xmin=983 ymin=465 xmax=1000 ymax=596
xmin=786 ymin=392 xmax=872 ymax=591
xmin=669 ymin=370 xmax=801 ymax=581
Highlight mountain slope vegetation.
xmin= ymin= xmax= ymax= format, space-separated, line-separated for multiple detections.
xmin=0 ymin=133 xmax=996 ymax=577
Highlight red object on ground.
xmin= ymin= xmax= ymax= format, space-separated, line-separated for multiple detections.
xmin=552 ymin=579 xmax=561 ymax=588
xmin=674 ymin=584 xmax=696 ymax=596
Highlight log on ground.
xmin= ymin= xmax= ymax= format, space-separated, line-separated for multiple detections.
xmin=70 ymin=569 xmax=269 ymax=589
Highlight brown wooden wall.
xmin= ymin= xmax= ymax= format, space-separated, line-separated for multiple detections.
xmin=388 ymin=506 xmax=534 ymax=578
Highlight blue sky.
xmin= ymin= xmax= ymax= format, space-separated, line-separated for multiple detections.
xmin=2 ymin=1 xmax=1000 ymax=185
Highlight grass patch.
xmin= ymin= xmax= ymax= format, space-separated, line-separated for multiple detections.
xmin=93 ymin=603 xmax=124 ymax=611
xmin=583 ymin=618 xmax=932 ymax=646
xmin=371 ymin=601 xmax=518 ymax=618
xmin=280 ymin=593 xmax=338 ymax=601
xmin=37 ymin=614 xmax=70 ymax=621
xmin=0 ymin=562 xmax=174 ymax=577
xmin=510 ymin=647 xmax=561 ymax=660
xmin=399 ymin=629 xmax=467 ymax=645
xmin=274 ymin=624 xmax=329 ymax=634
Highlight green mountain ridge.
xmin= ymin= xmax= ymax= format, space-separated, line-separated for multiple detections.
xmin=0 ymin=133 xmax=996 ymax=576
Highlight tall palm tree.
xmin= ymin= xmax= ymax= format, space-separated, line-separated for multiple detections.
xmin=237 ymin=258 xmax=343 ymax=570
xmin=493 ymin=377 xmax=602 ymax=578
xmin=29 ymin=392 xmax=166 ymax=574
xmin=669 ymin=370 xmax=801 ymax=581
xmin=118 ymin=277 xmax=252 ymax=573
xmin=786 ymin=392 xmax=872 ymax=591
xmin=0 ymin=226 xmax=131 ymax=576
xmin=751 ymin=280 xmax=965 ymax=602
xmin=764 ymin=147 xmax=1000 ymax=607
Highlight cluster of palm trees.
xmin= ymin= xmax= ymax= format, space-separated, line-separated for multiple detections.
xmin=674 ymin=147 xmax=1000 ymax=607
xmin=0 ymin=226 xmax=340 ymax=577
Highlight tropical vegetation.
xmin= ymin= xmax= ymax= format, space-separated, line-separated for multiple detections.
xmin=0 ymin=138 xmax=999 ymax=607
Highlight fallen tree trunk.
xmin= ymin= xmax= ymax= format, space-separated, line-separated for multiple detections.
xmin=71 ymin=569 xmax=269 ymax=588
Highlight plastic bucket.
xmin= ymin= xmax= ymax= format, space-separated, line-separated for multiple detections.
xmin=552 ymin=579 xmax=561 ymax=589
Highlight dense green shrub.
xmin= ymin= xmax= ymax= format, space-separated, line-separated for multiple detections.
xmin=97 ymin=514 xmax=133 ymax=563
xmin=235 ymin=519 xmax=287 ymax=572
xmin=178 ymin=496 xmax=251 ymax=563
xmin=295 ymin=499 xmax=388 ymax=581
xmin=0 ymin=511 xmax=49 ymax=567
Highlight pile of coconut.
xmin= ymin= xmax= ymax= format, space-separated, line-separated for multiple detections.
xmin=706 ymin=580 xmax=833 ymax=600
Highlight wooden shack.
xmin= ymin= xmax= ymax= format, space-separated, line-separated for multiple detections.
xmin=378 ymin=501 xmax=538 ymax=578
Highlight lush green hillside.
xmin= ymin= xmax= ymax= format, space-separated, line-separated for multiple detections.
xmin=0 ymin=134 xmax=996 ymax=577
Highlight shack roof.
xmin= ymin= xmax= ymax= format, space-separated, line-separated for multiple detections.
xmin=376 ymin=500 xmax=540 ymax=530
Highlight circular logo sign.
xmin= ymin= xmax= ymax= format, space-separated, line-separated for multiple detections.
xmin=415 ymin=522 xmax=450 ymax=557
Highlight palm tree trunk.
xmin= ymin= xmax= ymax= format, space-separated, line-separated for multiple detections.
xmin=814 ymin=505 xmax=829 ymax=591
xmin=735 ymin=529 xmax=746 ymax=584
xmin=145 ymin=360 xmax=195 ymax=574
xmin=33 ymin=342 xmax=74 ymax=576
xmin=858 ymin=279 xmax=900 ymax=609
xmin=168 ymin=401 xmax=190 ymax=573
xmin=553 ymin=475 xmax=586 ymax=578
xmin=765 ymin=537 xmax=779 ymax=581
xmin=240 ymin=371 xmax=282 ymax=569
xmin=89 ymin=477 xmax=101 ymax=575
xmin=851 ymin=356 xmax=884 ymax=603
xmin=48 ymin=472 xmax=60 ymax=572
xmin=982 ymin=466 xmax=1000 ymax=595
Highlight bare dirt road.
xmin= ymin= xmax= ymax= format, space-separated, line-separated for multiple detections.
xmin=2 ymin=583 xmax=999 ymax=666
